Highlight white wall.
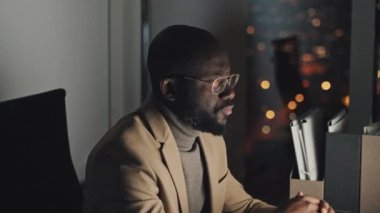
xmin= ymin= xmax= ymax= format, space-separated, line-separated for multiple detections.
xmin=0 ymin=0 xmax=248 ymax=183
xmin=149 ymin=0 xmax=249 ymax=181
xmin=0 ymin=0 xmax=109 ymax=181
xmin=109 ymin=0 xmax=142 ymax=125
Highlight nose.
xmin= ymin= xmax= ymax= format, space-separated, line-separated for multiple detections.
xmin=219 ymin=85 xmax=235 ymax=101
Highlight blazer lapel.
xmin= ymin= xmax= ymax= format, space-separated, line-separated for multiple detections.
xmin=199 ymin=133 xmax=223 ymax=213
xmin=140 ymin=101 xmax=189 ymax=213
xmin=161 ymin=135 xmax=189 ymax=213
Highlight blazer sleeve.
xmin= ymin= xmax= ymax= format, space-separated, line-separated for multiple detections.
xmin=84 ymin=144 xmax=166 ymax=213
xmin=222 ymin=170 xmax=278 ymax=213
xmin=118 ymin=158 xmax=166 ymax=213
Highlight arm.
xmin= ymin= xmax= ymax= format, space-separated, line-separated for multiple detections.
xmin=276 ymin=192 xmax=335 ymax=213
xmin=119 ymin=161 xmax=165 ymax=212
xmin=84 ymin=149 xmax=165 ymax=213
xmin=221 ymin=172 xmax=334 ymax=213
xmin=222 ymin=170 xmax=278 ymax=213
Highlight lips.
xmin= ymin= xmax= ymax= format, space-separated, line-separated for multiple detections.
xmin=222 ymin=105 xmax=234 ymax=116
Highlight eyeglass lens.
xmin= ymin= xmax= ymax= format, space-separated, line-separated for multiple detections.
xmin=211 ymin=74 xmax=239 ymax=94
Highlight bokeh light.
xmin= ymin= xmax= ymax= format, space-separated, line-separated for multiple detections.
xmin=311 ymin=18 xmax=321 ymax=27
xmin=246 ymin=25 xmax=256 ymax=35
xmin=321 ymin=81 xmax=331 ymax=90
xmin=260 ymin=80 xmax=271 ymax=89
xmin=262 ymin=125 xmax=271 ymax=134
xmin=313 ymin=46 xmax=328 ymax=58
xmin=342 ymin=95 xmax=350 ymax=107
xmin=265 ymin=110 xmax=276 ymax=119
xmin=302 ymin=79 xmax=310 ymax=88
xmin=302 ymin=53 xmax=316 ymax=62
xmin=334 ymin=28 xmax=344 ymax=37
xmin=295 ymin=94 xmax=304 ymax=103
xmin=287 ymin=101 xmax=297 ymax=110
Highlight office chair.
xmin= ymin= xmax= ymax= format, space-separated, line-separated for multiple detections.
xmin=0 ymin=89 xmax=83 ymax=213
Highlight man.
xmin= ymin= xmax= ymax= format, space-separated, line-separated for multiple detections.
xmin=83 ymin=25 xmax=334 ymax=213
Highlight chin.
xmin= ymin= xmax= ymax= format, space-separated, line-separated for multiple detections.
xmin=193 ymin=119 xmax=228 ymax=135
xmin=206 ymin=119 xmax=228 ymax=135
xmin=209 ymin=125 xmax=228 ymax=136
xmin=181 ymin=108 xmax=229 ymax=135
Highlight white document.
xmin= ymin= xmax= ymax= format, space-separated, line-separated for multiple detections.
xmin=290 ymin=120 xmax=307 ymax=180
xmin=363 ymin=121 xmax=380 ymax=135
xmin=299 ymin=109 xmax=323 ymax=181
xmin=327 ymin=109 xmax=348 ymax=133
xmin=290 ymin=108 xmax=323 ymax=181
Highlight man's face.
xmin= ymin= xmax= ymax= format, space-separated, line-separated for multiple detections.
xmin=172 ymin=54 xmax=236 ymax=135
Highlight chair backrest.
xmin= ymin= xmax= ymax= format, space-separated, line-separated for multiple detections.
xmin=0 ymin=89 xmax=83 ymax=213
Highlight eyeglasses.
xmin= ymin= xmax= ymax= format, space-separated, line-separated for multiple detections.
xmin=171 ymin=73 xmax=240 ymax=94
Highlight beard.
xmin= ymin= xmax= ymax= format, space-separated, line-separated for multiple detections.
xmin=176 ymin=100 xmax=233 ymax=135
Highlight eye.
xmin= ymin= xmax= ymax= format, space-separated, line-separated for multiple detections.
xmin=211 ymin=77 xmax=228 ymax=94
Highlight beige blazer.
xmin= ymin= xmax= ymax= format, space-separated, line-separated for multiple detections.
xmin=83 ymin=101 xmax=277 ymax=213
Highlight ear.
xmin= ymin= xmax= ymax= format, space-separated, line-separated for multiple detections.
xmin=159 ymin=79 xmax=175 ymax=101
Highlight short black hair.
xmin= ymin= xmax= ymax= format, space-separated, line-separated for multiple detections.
xmin=147 ymin=25 xmax=224 ymax=96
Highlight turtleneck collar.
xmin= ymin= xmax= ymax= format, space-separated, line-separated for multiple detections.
xmin=156 ymin=100 xmax=200 ymax=151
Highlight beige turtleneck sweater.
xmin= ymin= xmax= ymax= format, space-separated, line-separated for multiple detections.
xmin=158 ymin=102 xmax=207 ymax=213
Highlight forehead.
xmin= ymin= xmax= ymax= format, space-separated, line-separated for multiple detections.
xmin=196 ymin=54 xmax=231 ymax=78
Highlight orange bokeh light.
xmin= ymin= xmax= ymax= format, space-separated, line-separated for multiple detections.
xmin=288 ymin=101 xmax=297 ymax=110
xmin=260 ymin=80 xmax=270 ymax=89
xmin=265 ymin=110 xmax=276 ymax=119
xmin=295 ymin=94 xmax=304 ymax=102
xmin=342 ymin=95 xmax=350 ymax=107
xmin=321 ymin=81 xmax=331 ymax=91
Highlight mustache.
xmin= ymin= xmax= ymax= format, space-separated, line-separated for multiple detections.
xmin=214 ymin=100 xmax=234 ymax=113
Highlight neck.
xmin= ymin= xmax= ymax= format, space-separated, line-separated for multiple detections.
xmin=157 ymin=101 xmax=200 ymax=151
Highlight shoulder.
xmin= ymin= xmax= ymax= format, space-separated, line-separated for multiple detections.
xmin=87 ymin=111 xmax=161 ymax=166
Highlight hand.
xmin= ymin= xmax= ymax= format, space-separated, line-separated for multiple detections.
xmin=277 ymin=192 xmax=335 ymax=213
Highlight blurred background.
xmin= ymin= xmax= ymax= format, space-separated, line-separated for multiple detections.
xmin=0 ymin=0 xmax=378 ymax=206
xmin=245 ymin=0 xmax=351 ymax=204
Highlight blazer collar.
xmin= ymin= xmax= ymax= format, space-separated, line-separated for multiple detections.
xmin=138 ymin=97 xmax=189 ymax=212
xmin=199 ymin=133 xmax=223 ymax=213
xmin=138 ymin=97 xmax=223 ymax=213
xmin=138 ymin=97 xmax=170 ymax=143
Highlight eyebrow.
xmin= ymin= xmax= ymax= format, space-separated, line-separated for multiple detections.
xmin=201 ymin=67 xmax=230 ymax=76
xmin=203 ymin=73 xmax=231 ymax=79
